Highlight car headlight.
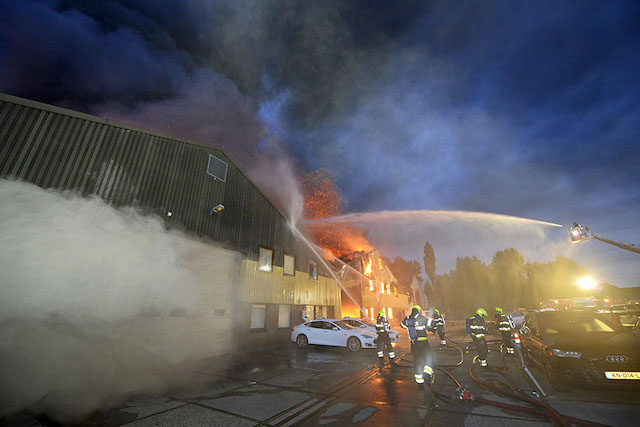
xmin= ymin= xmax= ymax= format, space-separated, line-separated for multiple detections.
xmin=362 ymin=333 xmax=375 ymax=339
xmin=552 ymin=349 xmax=581 ymax=358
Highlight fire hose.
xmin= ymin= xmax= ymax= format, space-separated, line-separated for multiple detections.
xmin=394 ymin=340 xmax=610 ymax=427
xmin=467 ymin=356 xmax=610 ymax=427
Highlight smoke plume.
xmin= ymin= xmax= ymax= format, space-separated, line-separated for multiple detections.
xmin=0 ymin=180 xmax=231 ymax=421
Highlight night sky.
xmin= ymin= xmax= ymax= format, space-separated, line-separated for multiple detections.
xmin=2 ymin=1 xmax=639 ymax=286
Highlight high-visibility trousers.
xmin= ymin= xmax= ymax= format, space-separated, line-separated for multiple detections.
xmin=376 ymin=332 xmax=394 ymax=359
xmin=411 ymin=339 xmax=434 ymax=383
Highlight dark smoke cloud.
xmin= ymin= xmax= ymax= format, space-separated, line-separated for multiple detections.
xmin=1 ymin=0 xmax=639 ymax=284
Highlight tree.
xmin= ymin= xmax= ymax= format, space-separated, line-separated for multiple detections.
xmin=385 ymin=256 xmax=422 ymax=296
xmin=423 ymin=242 xmax=437 ymax=290
xmin=490 ymin=248 xmax=526 ymax=310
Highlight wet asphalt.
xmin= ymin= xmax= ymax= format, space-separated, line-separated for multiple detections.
xmin=6 ymin=324 xmax=640 ymax=426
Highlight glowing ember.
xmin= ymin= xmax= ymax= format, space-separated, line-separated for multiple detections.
xmin=301 ymin=169 xmax=373 ymax=257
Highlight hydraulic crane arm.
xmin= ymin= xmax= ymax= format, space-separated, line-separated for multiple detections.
xmin=567 ymin=223 xmax=640 ymax=254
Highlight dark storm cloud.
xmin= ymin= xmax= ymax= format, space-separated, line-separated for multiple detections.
xmin=1 ymin=0 xmax=638 ymax=283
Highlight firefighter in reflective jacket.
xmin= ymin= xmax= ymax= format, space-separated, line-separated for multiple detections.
xmin=470 ymin=308 xmax=489 ymax=367
xmin=495 ymin=307 xmax=514 ymax=354
xmin=376 ymin=310 xmax=395 ymax=360
xmin=433 ymin=309 xmax=446 ymax=345
xmin=401 ymin=305 xmax=435 ymax=385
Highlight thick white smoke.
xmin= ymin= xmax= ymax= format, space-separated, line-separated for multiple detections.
xmin=0 ymin=180 xmax=224 ymax=421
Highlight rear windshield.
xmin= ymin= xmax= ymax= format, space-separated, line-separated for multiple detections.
xmin=539 ymin=312 xmax=616 ymax=334
xmin=334 ymin=320 xmax=354 ymax=330
xmin=360 ymin=318 xmax=375 ymax=327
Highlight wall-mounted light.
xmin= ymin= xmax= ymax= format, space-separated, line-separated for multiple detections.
xmin=210 ymin=204 xmax=225 ymax=214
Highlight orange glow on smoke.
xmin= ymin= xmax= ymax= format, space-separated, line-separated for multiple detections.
xmin=302 ymin=169 xmax=373 ymax=257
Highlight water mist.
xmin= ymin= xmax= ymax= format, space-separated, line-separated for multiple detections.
xmin=0 ymin=180 xmax=235 ymax=421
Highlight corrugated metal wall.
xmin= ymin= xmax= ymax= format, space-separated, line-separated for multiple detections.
xmin=0 ymin=93 xmax=329 ymax=277
xmin=240 ymin=259 xmax=340 ymax=307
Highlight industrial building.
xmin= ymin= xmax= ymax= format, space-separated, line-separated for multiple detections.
xmin=0 ymin=93 xmax=341 ymax=355
xmin=333 ymin=249 xmax=411 ymax=323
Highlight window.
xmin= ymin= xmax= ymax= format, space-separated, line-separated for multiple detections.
xmin=388 ymin=307 xmax=393 ymax=319
xmin=250 ymin=304 xmax=266 ymax=329
xmin=370 ymin=307 xmax=374 ymax=320
xmin=278 ymin=305 xmax=290 ymax=328
xmin=365 ymin=308 xmax=369 ymax=318
xmin=258 ymin=247 xmax=273 ymax=272
xmin=284 ymin=254 xmax=295 ymax=276
xmin=369 ymin=280 xmax=374 ymax=292
xmin=385 ymin=283 xmax=391 ymax=295
xmin=394 ymin=286 xmax=398 ymax=297
xmin=309 ymin=261 xmax=318 ymax=280
xmin=379 ymin=283 xmax=385 ymax=294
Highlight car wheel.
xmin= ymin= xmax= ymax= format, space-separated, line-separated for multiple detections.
xmin=296 ymin=334 xmax=308 ymax=348
xmin=347 ymin=336 xmax=362 ymax=352
xmin=544 ymin=357 xmax=570 ymax=392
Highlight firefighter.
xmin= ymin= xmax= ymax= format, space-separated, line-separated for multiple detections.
xmin=433 ymin=309 xmax=446 ymax=345
xmin=470 ymin=308 xmax=489 ymax=367
xmin=495 ymin=307 xmax=514 ymax=354
xmin=375 ymin=310 xmax=395 ymax=361
xmin=401 ymin=305 xmax=435 ymax=386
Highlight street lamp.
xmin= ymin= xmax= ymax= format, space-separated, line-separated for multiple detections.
xmin=577 ymin=276 xmax=596 ymax=290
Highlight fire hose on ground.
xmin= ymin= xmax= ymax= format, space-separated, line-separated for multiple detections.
xmin=392 ymin=340 xmax=610 ymax=427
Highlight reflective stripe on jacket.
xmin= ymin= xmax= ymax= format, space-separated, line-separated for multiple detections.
xmin=498 ymin=314 xmax=512 ymax=332
xmin=469 ymin=314 xmax=487 ymax=338
xmin=402 ymin=314 xmax=430 ymax=341
xmin=376 ymin=315 xmax=390 ymax=333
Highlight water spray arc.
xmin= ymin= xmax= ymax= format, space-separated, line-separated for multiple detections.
xmin=308 ymin=210 xmax=564 ymax=228
xmin=288 ymin=222 xmax=366 ymax=317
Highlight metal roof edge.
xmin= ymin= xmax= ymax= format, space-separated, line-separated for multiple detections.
xmin=0 ymin=92 xmax=297 ymax=227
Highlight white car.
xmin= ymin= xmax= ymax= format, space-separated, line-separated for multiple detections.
xmin=291 ymin=319 xmax=376 ymax=352
xmin=341 ymin=317 xmax=400 ymax=343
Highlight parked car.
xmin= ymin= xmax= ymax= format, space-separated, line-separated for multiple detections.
xmin=520 ymin=310 xmax=640 ymax=391
xmin=510 ymin=309 xmax=538 ymax=328
xmin=291 ymin=319 xmax=376 ymax=352
xmin=341 ymin=317 xmax=400 ymax=342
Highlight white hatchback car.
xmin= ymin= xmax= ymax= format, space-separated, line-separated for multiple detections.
xmin=291 ymin=319 xmax=376 ymax=352
xmin=341 ymin=317 xmax=400 ymax=343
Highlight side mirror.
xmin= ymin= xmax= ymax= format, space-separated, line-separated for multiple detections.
xmin=332 ymin=326 xmax=340 ymax=331
xmin=520 ymin=325 xmax=530 ymax=335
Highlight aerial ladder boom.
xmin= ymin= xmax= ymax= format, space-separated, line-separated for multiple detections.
xmin=567 ymin=223 xmax=640 ymax=254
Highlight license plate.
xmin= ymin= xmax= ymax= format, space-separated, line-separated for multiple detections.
xmin=605 ymin=371 xmax=640 ymax=380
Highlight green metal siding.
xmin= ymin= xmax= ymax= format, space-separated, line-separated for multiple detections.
xmin=0 ymin=93 xmax=327 ymax=275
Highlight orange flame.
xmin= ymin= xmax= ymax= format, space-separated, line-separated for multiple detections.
xmin=301 ymin=169 xmax=373 ymax=257
xmin=363 ymin=258 xmax=373 ymax=277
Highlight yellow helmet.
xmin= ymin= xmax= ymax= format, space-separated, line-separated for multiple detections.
xmin=495 ymin=307 xmax=503 ymax=314
xmin=412 ymin=305 xmax=422 ymax=313
xmin=476 ymin=308 xmax=487 ymax=317
xmin=378 ymin=310 xmax=385 ymax=317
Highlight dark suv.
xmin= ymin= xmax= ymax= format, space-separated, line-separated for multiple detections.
xmin=520 ymin=310 xmax=640 ymax=391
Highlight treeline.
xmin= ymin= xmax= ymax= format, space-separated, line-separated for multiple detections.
xmin=388 ymin=244 xmax=590 ymax=318
xmin=430 ymin=249 xmax=590 ymax=317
